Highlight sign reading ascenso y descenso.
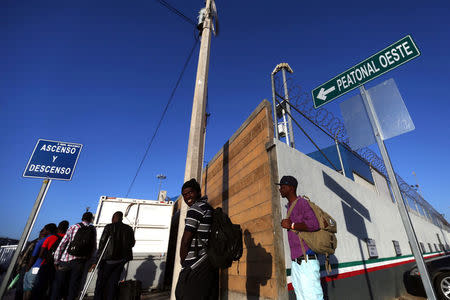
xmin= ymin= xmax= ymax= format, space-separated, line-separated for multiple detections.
xmin=23 ymin=139 xmax=83 ymax=180
xmin=312 ymin=35 xmax=420 ymax=108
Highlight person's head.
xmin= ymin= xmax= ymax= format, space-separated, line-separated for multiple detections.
xmin=82 ymin=212 xmax=94 ymax=224
xmin=58 ymin=220 xmax=69 ymax=234
xmin=276 ymin=175 xmax=298 ymax=199
xmin=44 ymin=223 xmax=57 ymax=235
xmin=39 ymin=228 xmax=46 ymax=238
xmin=112 ymin=211 xmax=123 ymax=223
xmin=181 ymin=178 xmax=201 ymax=207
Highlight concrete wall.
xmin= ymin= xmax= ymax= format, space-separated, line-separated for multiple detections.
xmin=201 ymin=100 xmax=287 ymax=299
xmin=273 ymin=139 xmax=450 ymax=299
xmin=275 ymin=139 xmax=450 ymax=261
xmin=196 ymin=101 xmax=449 ymax=299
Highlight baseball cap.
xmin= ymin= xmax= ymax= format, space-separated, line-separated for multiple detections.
xmin=275 ymin=175 xmax=298 ymax=187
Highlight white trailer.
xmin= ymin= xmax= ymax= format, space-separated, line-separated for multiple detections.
xmin=85 ymin=195 xmax=174 ymax=294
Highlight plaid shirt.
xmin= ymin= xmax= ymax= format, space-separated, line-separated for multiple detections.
xmin=54 ymin=221 xmax=95 ymax=264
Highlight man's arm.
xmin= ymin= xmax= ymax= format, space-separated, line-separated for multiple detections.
xmin=180 ymin=204 xmax=203 ymax=264
xmin=54 ymin=227 xmax=72 ymax=264
xmin=128 ymin=226 xmax=136 ymax=248
xmin=27 ymin=240 xmax=43 ymax=270
xmin=281 ymin=199 xmax=320 ymax=232
xmin=39 ymin=236 xmax=56 ymax=259
xmin=281 ymin=219 xmax=311 ymax=231
xmin=90 ymin=226 xmax=97 ymax=259
xmin=97 ymin=225 xmax=109 ymax=260
xmin=26 ymin=255 xmax=37 ymax=271
xmin=179 ymin=230 xmax=194 ymax=264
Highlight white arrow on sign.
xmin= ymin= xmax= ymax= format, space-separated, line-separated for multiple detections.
xmin=316 ymin=86 xmax=336 ymax=101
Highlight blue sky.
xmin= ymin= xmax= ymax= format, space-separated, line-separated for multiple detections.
xmin=1 ymin=0 xmax=449 ymax=239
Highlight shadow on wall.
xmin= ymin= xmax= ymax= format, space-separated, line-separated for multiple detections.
xmin=221 ymin=141 xmax=230 ymax=300
xmin=158 ymin=261 xmax=166 ymax=289
xmin=135 ymin=256 xmax=157 ymax=289
xmin=322 ymin=171 xmax=375 ymax=300
xmin=244 ymin=229 xmax=272 ymax=300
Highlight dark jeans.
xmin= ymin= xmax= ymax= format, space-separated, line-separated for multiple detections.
xmin=93 ymin=260 xmax=125 ymax=300
xmin=175 ymin=259 xmax=219 ymax=300
xmin=50 ymin=259 xmax=87 ymax=300
xmin=31 ymin=263 xmax=55 ymax=300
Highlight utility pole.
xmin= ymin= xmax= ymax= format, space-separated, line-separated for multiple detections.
xmin=170 ymin=1 xmax=216 ymax=298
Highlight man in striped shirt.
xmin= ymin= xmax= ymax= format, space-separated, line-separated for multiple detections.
xmin=51 ymin=212 xmax=96 ymax=300
xmin=175 ymin=178 xmax=218 ymax=300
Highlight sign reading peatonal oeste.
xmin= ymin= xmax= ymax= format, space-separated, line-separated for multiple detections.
xmin=312 ymin=35 xmax=420 ymax=108
xmin=23 ymin=139 xmax=83 ymax=180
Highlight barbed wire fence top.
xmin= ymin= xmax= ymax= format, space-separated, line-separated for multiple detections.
xmin=273 ymin=74 xmax=449 ymax=231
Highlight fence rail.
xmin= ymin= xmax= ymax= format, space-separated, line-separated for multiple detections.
xmin=0 ymin=245 xmax=18 ymax=273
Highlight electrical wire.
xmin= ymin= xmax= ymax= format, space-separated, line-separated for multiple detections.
xmin=274 ymin=97 xmax=340 ymax=171
xmin=155 ymin=0 xmax=197 ymax=27
xmin=125 ymin=37 xmax=199 ymax=197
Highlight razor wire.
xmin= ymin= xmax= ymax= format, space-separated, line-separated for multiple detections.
xmin=273 ymin=76 xmax=449 ymax=229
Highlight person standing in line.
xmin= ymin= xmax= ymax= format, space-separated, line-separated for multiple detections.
xmin=31 ymin=220 xmax=69 ymax=300
xmin=175 ymin=178 xmax=218 ymax=300
xmin=277 ymin=175 xmax=323 ymax=300
xmin=92 ymin=211 xmax=135 ymax=300
xmin=14 ymin=229 xmax=45 ymax=300
xmin=51 ymin=212 xmax=96 ymax=300
xmin=23 ymin=224 xmax=56 ymax=300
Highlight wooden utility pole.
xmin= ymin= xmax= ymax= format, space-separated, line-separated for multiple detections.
xmin=170 ymin=0 xmax=215 ymax=298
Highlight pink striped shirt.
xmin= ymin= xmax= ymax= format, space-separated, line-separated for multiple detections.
xmin=54 ymin=221 xmax=95 ymax=264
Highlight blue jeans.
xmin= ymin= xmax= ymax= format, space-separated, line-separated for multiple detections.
xmin=291 ymin=258 xmax=323 ymax=300
xmin=23 ymin=268 xmax=38 ymax=291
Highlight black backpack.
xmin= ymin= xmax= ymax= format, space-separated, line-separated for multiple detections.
xmin=45 ymin=234 xmax=63 ymax=264
xmin=205 ymin=207 xmax=243 ymax=269
xmin=67 ymin=223 xmax=96 ymax=257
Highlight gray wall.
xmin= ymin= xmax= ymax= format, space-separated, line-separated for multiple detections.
xmin=273 ymin=139 xmax=449 ymax=298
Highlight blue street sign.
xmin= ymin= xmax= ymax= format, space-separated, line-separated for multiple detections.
xmin=23 ymin=139 xmax=83 ymax=180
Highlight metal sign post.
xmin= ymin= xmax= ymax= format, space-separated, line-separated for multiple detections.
xmin=0 ymin=179 xmax=52 ymax=299
xmin=281 ymin=67 xmax=295 ymax=148
xmin=359 ymin=85 xmax=437 ymax=300
xmin=170 ymin=0 xmax=216 ymax=298
xmin=0 ymin=138 xmax=83 ymax=299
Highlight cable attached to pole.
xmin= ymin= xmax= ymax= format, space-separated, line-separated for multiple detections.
xmin=274 ymin=97 xmax=340 ymax=171
xmin=155 ymin=0 xmax=197 ymax=26
xmin=125 ymin=38 xmax=199 ymax=197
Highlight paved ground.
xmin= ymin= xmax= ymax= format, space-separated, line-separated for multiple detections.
xmin=394 ymin=293 xmax=426 ymax=300
xmin=141 ymin=290 xmax=171 ymax=299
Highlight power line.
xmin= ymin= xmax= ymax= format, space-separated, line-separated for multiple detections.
xmin=125 ymin=37 xmax=199 ymax=197
xmin=155 ymin=0 xmax=197 ymax=26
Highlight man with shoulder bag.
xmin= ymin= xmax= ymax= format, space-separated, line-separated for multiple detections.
xmin=51 ymin=212 xmax=96 ymax=300
xmin=278 ymin=176 xmax=330 ymax=300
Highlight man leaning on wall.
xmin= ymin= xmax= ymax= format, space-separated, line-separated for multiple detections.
xmin=175 ymin=178 xmax=219 ymax=300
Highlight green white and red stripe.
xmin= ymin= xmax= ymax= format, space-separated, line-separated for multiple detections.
xmin=286 ymin=252 xmax=446 ymax=291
